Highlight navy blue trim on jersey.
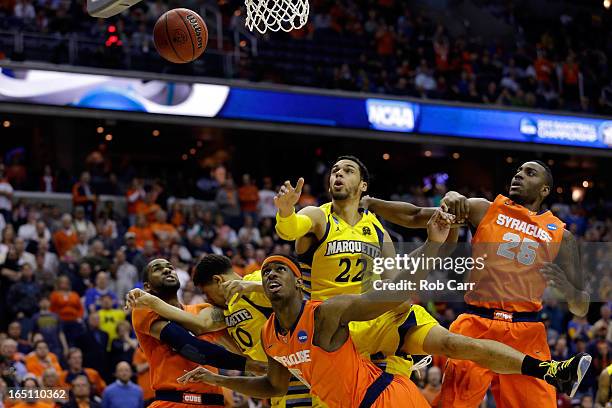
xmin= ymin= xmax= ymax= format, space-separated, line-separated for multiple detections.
xmin=358 ymin=372 xmax=394 ymax=408
xmin=241 ymin=296 xmax=273 ymax=319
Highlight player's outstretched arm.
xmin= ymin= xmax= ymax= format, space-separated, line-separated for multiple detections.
xmin=127 ymin=289 xmax=226 ymax=335
xmin=321 ymin=210 xmax=453 ymax=325
xmin=361 ymin=195 xmax=438 ymax=228
xmin=274 ymin=178 xmax=326 ymax=241
xmin=146 ymin=320 xmax=248 ymax=371
xmin=440 ymin=191 xmax=491 ymax=226
xmin=542 ymin=230 xmax=590 ymax=317
xmin=177 ymin=354 xmax=290 ymax=399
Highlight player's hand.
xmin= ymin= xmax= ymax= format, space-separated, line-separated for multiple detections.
xmin=541 ymin=263 xmax=574 ymax=296
xmin=177 ymin=366 xmax=217 ymax=384
xmin=440 ymin=191 xmax=468 ymax=223
xmin=274 ymin=178 xmax=304 ymax=215
xmin=125 ymin=288 xmax=159 ymax=310
xmin=426 ymin=209 xmax=454 ymax=243
xmin=360 ymin=195 xmax=373 ymax=210
xmin=221 ymin=280 xmax=261 ymax=303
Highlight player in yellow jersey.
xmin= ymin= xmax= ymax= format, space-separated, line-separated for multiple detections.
xmin=597 ymin=363 xmax=612 ymax=407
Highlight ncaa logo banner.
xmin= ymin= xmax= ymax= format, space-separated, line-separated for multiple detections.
xmin=366 ymin=99 xmax=416 ymax=132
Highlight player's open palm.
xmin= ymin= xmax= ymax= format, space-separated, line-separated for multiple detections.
xmin=177 ymin=366 xmax=217 ymax=384
xmin=125 ymin=288 xmax=159 ymax=310
xmin=222 ymin=280 xmax=260 ymax=303
xmin=274 ymin=178 xmax=304 ymax=214
xmin=427 ymin=209 xmax=454 ymax=243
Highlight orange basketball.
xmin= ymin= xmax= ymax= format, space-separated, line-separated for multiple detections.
xmin=153 ymin=8 xmax=208 ymax=64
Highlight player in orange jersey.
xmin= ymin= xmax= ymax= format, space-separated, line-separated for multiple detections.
xmin=365 ymin=160 xmax=591 ymax=407
xmin=177 ymin=211 xmax=588 ymax=408
xmin=132 ymin=258 xmax=260 ymax=408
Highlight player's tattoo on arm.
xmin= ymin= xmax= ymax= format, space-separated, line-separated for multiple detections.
xmin=211 ymin=306 xmax=225 ymax=323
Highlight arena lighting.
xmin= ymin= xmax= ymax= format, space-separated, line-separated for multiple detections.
xmin=582 ymin=180 xmax=590 ymax=188
xmin=547 ymin=159 xmax=554 ymax=166
xmin=152 ymin=129 xmax=160 ymax=137
xmin=2 ymin=120 xmax=10 ymax=128
xmin=189 ymin=148 xmax=196 ymax=155
xmin=197 ymin=140 xmax=203 ymax=147
xmin=424 ymin=150 xmax=432 ymax=157
xmin=556 ymin=187 xmax=563 ymax=194
xmin=105 ymin=134 xmax=113 ymax=141
xmin=452 ymin=152 xmax=460 ymax=159
xmin=604 ymin=0 xmax=611 ymax=9
xmin=181 ymin=154 xmax=188 ymax=160
xmin=506 ymin=156 xmax=513 ymax=163
xmin=382 ymin=153 xmax=390 ymax=160
xmin=571 ymin=187 xmax=584 ymax=202
xmin=96 ymin=126 xmax=104 ymax=134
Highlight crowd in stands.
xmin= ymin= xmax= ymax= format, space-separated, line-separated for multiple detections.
xmin=0 ymin=155 xmax=609 ymax=407
xmin=2 ymin=0 xmax=612 ymax=115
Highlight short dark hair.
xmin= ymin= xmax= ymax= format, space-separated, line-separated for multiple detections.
xmin=334 ymin=155 xmax=370 ymax=184
xmin=531 ymin=160 xmax=554 ymax=189
xmin=193 ymin=254 xmax=233 ymax=286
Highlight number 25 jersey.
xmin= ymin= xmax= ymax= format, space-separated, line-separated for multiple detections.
xmin=466 ymin=194 xmax=565 ymax=312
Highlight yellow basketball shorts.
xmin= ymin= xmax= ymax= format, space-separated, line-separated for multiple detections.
xmin=350 ymin=304 xmax=438 ymax=377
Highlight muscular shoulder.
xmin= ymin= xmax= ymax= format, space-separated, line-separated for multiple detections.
xmin=132 ymin=308 xmax=161 ymax=335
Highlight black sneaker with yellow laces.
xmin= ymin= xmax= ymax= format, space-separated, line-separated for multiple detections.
xmin=542 ymin=353 xmax=592 ymax=397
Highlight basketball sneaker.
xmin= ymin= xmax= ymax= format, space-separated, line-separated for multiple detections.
xmin=542 ymin=352 xmax=592 ymax=397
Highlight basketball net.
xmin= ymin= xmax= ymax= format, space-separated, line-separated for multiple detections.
xmin=244 ymin=0 xmax=309 ymax=34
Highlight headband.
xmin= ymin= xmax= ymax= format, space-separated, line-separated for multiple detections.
xmin=261 ymin=255 xmax=301 ymax=278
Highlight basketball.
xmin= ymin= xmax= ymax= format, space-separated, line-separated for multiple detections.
xmin=153 ymin=8 xmax=208 ymax=64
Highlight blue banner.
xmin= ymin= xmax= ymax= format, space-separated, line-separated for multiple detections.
xmin=2 ymin=68 xmax=611 ymax=149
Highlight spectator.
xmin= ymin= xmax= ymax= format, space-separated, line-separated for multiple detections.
xmin=72 ymin=231 xmax=90 ymax=261
xmin=73 ymin=207 xmax=97 ymax=242
xmin=0 ymin=339 xmax=27 ymax=383
xmin=238 ymin=215 xmax=262 ymax=246
xmin=127 ymin=215 xmax=154 ymax=250
xmin=95 ymin=211 xmax=117 ymax=243
xmin=62 ymin=375 xmax=102 ymax=408
xmin=0 ymin=164 xmax=14 ymax=223
xmin=125 ymin=178 xmax=145 ymax=226
xmin=7 ymin=321 xmax=31 ymax=355
xmin=238 ymin=174 xmax=259 ymax=220
xmin=50 ymin=275 xmax=84 ymax=343
xmin=109 ymin=321 xmax=137 ymax=370
xmin=132 ymin=347 xmax=154 ymax=405
xmin=36 ymin=240 xmax=58 ymax=283
xmin=97 ymin=294 xmax=125 ymax=350
xmin=15 ymin=237 xmax=36 ymax=269
xmin=134 ymin=189 xmax=160 ymax=224
xmin=30 ymin=297 xmax=68 ymax=360
xmin=41 ymin=367 xmax=59 ymax=388
xmin=121 ymin=232 xmax=141 ymax=264
xmin=23 ymin=340 xmax=61 ymax=378
xmin=72 ymin=172 xmax=97 ymax=219
xmin=112 ymin=249 xmax=137 ymax=301
xmin=297 ymin=183 xmax=317 ymax=208
xmin=12 ymin=375 xmax=52 ymax=408
xmin=257 ymin=176 xmax=276 ymax=220
xmin=216 ymin=178 xmax=241 ymax=228
xmin=70 ymin=262 xmax=93 ymax=297
xmin=150 ymin=210 xmax=179 ymax=244
xmin=84 ymin=272 xmax=118 ymax=313
xmin=60 ymin=348 xmax=106 ymax=396
xmin=101 ymin=362 xmax=143 ymax=408
xmin=131 ymin=240 xmax=156 ymax=282
xmin=420 ymin=366 xmax=441 ymax=405
xmin=568 ymin=314 xmax=592 ymax=341
xmin=81 ymin=240 xmax=111 ymax=274
xmin=74 ymin=313 xmax=110 ymax=381
xmin=213 ymin=214 xmax=238 ymax=248
xmin=52 ymin=214 xmax=78 ymax=261
xmin=17 ymin=212 xmax=39 ymax=243
xmin=7 ymin=263 xmax=40 ymax=330
xmin=551 ymin=336 xmax=569 ymax=360
xmin=40 ymin=165 xmax=56 ymax=193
